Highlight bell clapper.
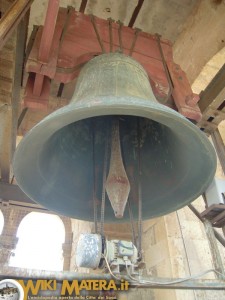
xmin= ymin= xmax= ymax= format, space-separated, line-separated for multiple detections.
xmin=105 ymin=117 xmax=131 ymax=218
xmin=98 ymin=116 xmax=145 ymax=274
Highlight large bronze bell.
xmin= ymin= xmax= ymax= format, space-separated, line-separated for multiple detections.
xmin=13 ymin=53 xmax=216 ymax=222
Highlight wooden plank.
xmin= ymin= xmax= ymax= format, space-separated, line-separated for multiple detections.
xmin=198 ymin=64 xmax=225 ymax=113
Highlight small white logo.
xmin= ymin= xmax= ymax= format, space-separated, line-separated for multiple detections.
xmin=0 ymin=279 xmax=24 ymax=300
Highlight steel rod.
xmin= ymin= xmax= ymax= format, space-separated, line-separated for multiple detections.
xmin=90 ymin=15 xmax=106 ymax=53
xmin=155 ymin=34 xmax=173 ymax=102
xmin=129 ymin=28 xmax=141 ymax=56
xmin=0 ymin=266 xmax=225 ymax=290
xmin=117 ymin=21 xmax=123 ymax=53
xmin=108 ymin=18 xmax=114 ymax=52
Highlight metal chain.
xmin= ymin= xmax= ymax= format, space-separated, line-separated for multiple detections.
xmin=127 ymin=198 xmax=137 ymax=246
xmin=100 ymin=129 xmax=109 ymax=235
xmin=137 ymin=118 xmax=143 ymax=260
xmin=92 ymin=121 xmax=98 ymax=233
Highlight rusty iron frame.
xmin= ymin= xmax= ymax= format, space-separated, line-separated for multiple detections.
xmin=23 ymin=5 xmax=201 ymax=122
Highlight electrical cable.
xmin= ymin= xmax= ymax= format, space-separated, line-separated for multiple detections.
xmin=101 ymin=253 xmax=122 ymax=281
xmin=102 ymin=248 xmax=225 ymax=286
xmin=125 ymin=260 xmax=140 ymax=282
xmin=129 ymin=269 xmax=225 ymax=286
xmin=106 ymin=255 xmax=225 ymax=286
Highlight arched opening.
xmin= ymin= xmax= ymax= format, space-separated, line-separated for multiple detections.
xmin=10 ymin=212 xmax=65 ymax=271
xmin=0 ymin=210 xmax=4 ymax=235
xmin=192 ymin=46 xmax=225 ymax=94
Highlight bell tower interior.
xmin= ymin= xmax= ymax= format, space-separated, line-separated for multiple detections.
xmin=1 ymin=1 xmax=225 ymax=299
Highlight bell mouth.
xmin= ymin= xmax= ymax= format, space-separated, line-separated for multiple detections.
xmin=13 ymin=96 xmax=217 ymax=222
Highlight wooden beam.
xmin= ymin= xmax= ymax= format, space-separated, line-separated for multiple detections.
xmin=198 ymin=63 xmax=225 ymax=114
xmin=0 ymin=181 xmax=34 ymax=203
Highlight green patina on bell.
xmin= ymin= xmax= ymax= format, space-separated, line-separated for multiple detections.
xmin=13 ymin=53 xmax=216 ymax=222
